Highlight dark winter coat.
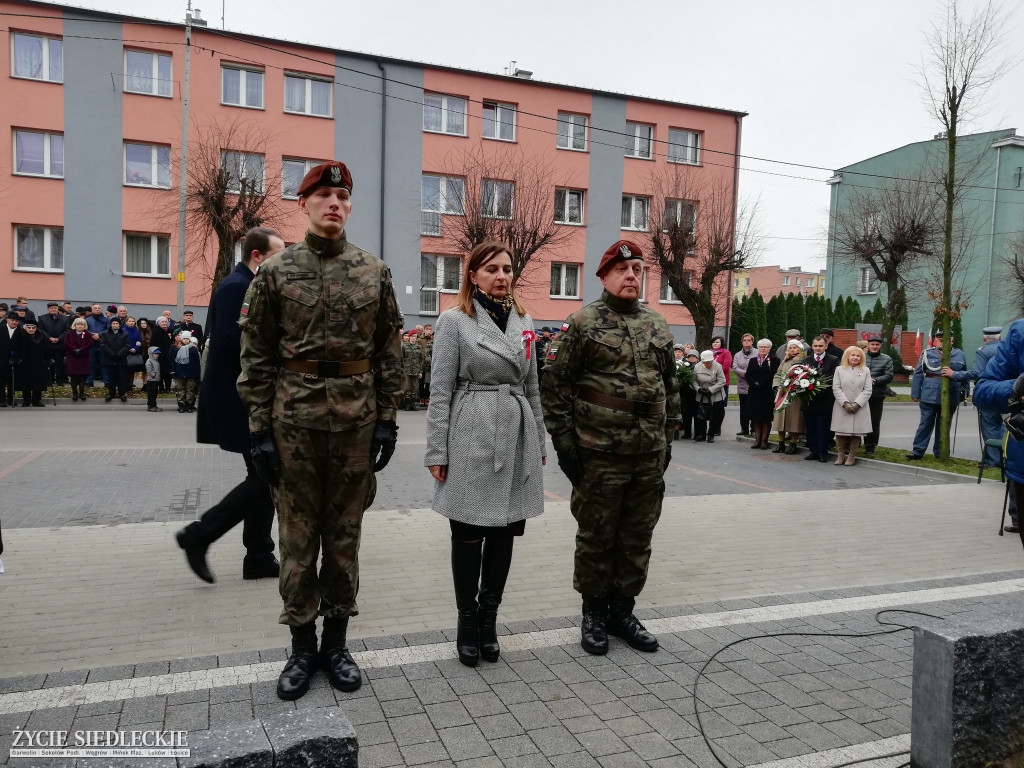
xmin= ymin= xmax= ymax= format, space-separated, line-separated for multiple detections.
xmin=63 ymin=330 xmax=95 ymax=375
xmin=744 ymin=354 xmax=780 ymax=422
xmin=13 ymin=330 xmax=50 ymax=389
xmin=99 ymin=328 xmax=132 ymax=367
xmin=172 ymin=345 xmax=201 ymax=379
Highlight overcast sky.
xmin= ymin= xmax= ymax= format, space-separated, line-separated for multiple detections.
xmin=63 ymin=0 xmax=1024 ymax=270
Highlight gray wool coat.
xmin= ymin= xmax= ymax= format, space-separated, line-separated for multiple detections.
xmin=424 ymin=303 xmax=546 ymax=527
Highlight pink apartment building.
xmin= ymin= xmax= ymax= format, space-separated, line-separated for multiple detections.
xmin=732 ymin=266 xmax=827 ymax=299
xmin=2 ymin=0 xmax=745 ymax=337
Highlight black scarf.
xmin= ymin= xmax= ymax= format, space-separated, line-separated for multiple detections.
xmin=473 ymin=288 xmax=513 ymax=333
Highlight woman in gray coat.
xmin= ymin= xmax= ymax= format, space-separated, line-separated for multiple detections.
xmin=831 ymin=346 xmax=873 ymax=466
xmin=425 ymin=241 xmax=546 ymax=667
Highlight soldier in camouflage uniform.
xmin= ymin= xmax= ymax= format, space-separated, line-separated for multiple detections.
xmin=418 ymin=327 xmax=433 ymax=406
xmin=238 ymin=161 xmax=404 ymax=701
xmin=541 ymin=240 xmax=679 ymax=656
xmin=401 ymin=332 xmax=423 ymax=410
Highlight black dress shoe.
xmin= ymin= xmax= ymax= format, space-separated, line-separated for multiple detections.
xmin=706 ymin=435 xmax=714 ymax=444
xmin=817 ymin=455 xmax=829 ymax=462
xmin=278 ymin=624 xmax=318 ymax=700
xmin=905 ymin=454 xmax=923 ymax=461
xmin=242 ymin=557 xmax=280 ymax=580
xmin=772 ymin=442 xmax=786 ymax=453
xmin=804 ymin=453 xmax=819 ymax=461
xmin=694 ymin=435 xmax=706 ymax=442
xmin=785 ymin=443 xmax=799 ymax=455
xmin=736 ymin=431 xmax=748 ymax=436
xmin=1005 ymin=525 xmax=1019 ymax=533
xmin=120 ymin=396 xmax=127 ymax=403
xmin=320 ymin=616 xmax=362 ymax=692
xmin=175 ymin=527 xmax=214 ymax=583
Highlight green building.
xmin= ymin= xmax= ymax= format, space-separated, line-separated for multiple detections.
xmin=825 ymin=129 xmax=1024 ymax=364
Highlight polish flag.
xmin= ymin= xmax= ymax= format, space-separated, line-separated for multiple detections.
xmin=914 ymin=328 xmax=921 ymax=357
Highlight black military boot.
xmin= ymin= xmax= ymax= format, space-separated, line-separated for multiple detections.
xmin=452 ymin=539 xmax=482 ymax=666
xmin=580 ymin=596 xmax=609 ymax=655
xmin=607 ymin=594 xmax=659 ymax=652
xmin=277 ymin=623 xmax=318 ymax=700
xmin=478 ymin=536 xmax=514 ymax=663
xmin=320 ymin=615 xmax=362 ymax=692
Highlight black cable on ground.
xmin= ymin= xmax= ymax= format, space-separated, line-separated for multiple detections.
xmin=691 ymin=608 xmax=944 ymax=768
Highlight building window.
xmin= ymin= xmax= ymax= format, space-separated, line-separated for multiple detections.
xmin=282 ymin=158 xmax=325 ymax=199
xmin=14 ymin=130 xmax=63 ymax=178
xmin=745 ymin=277 xmax=750 ymax=287
xmin=124 ymin=233 xmax=170 ymax=276
xmin=12 ymin=33 xmax=62 ymax=82
xmin=667 ymin=128 xmax=701 ymax=165
xmin=124 ymin=50 xmax=172 ymax=97
xmin=482 ymin=101 xmax=515 ymax=141
xmin=420 ymin=253 xmax=462 ymax=315
xmin=481 ymin=180 xmax=514 ymax=219
xmin=782 ymin=276 xmax=790 ymax=286
xmin=625 ymin=122 xmax=652 ymax=159
xmin=556 ymin=112 xmax=588 ymax=151
xmin=423 ymin=93 xmax=467 ymax=135
xmin=795 ymin=277 xmax=802 ymax=286
xmin=124 ymin=143 xmax=171 ymax=188
xmin=639 ymin=267 xmax=648 ymax=302
xmin=858 ymin=267 xmax=878 ymax=295
xmin=221 ymin=66 xmax=264 ymax=109
xmin=554 ymin=188 xmax=584 ymax=225
xmin=284 ymin=73 xmax=332 ymax=117
xmin=550 ymin=263 xmax=580 ymax=299
xmin=806 ymin=278 xmax=816 ymax=288
xmin=621 ymin=195 xmax=649 ymax=231
xmin=660 ymin=274 xmax=689 ymax=303
xmin=421 ymin=174 xmax=465 ymax=236
xmin=663 ymin=199 xmax=696 ymax=236
xmin=14 ymin=226 xmax=63 ymax=271
xmin=734 ymin=278 xmax=739 ymax=288
xmin=221 ymin=151 xmax=265 ymax=194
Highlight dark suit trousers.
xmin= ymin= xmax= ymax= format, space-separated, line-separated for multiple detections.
xmin=865 ymin=398 xmax=885 ymax=449
xmin=804 ymin=410 xmax=832 ymax=457
xmin=192 ymin=454 xmax=275 ymax=560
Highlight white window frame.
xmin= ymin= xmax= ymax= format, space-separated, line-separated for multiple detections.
xmin=220 ymin=65 xmax=264 ymax=109
xmin=482 ymin=101 xmax=516 ymax=142
xmin=283 ymin=72 xmax=333 ymax=117
xmin=281 ymin=158 xmax=325 ymax=199
xmin=621 ymin=194 xmax=649 ymax=231
xmin=124 ymin=50 xmax=172 ymax=97
xmin=11 ymin=32 xmax=62 ymax=83
xmin=639 ymin=267 xmax=648 ymax=302
xmin=663 ymin=199 xmax=696 ymax=238
xmin=419 ymin=253 xmax=463 ymax=315
xmin=858 ymin=267 xmax=878 ymax=295
xmin=556 ymin=112 xmax=588 ymax=151
xmin=421 ymin=174 xmax=466 ymax=236
xmin=481 ymin=179 xmax=514 ymax=219
xmin=625 ymin=122 xmax=653 ymax=159
xmin=123 ymin=233 xmax=171 ymax=277
xmin=795 ymin=277 xmax=801 ymax=286
xmin=422 ymin=93 xmax=467 ymax=136
xmin=550 ymin=263 xmax=581 ymax=299
xmin=123 ymin=142 xmax=171 ymax=189
xmin=221 ymin=151 xmax=266 ymax=195
xmin=667 ymin=128 xmax=701 ymax=165
xmin=13 ymin=130 xmax=63 ymax=178
xmin=14 ymin=226 xmax=63 ymax=272
xmin=782 ymin=276 xmax=790 ymax=286
xmin=660 ymin=274 xmax=689 ymax=304
xmin=554 ymin=188 xmax=584 ymax=225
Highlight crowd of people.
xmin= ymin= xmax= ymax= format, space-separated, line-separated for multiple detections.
xmin=0 ymin=298 xmax=205 ymax=413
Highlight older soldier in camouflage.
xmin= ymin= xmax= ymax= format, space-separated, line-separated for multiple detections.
xmin=401 ymin=332 xmax=423 ymax=411
xmin=541 ymin=240 xmax=679 ymax=655
xmin=238 ymin=161 xmax=404 ymax=701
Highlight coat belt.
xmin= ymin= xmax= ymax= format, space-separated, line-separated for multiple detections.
xmin=457 ymin=381 xmax=539 ymax=477
xmin=578 ymin=387 xmax=666 ymax=416
xmin=282 ymin=358 xmax=371 ymax=377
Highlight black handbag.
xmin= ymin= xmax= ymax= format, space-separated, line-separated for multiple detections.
xmin=696 ymin=403 xmax=713 ymax=422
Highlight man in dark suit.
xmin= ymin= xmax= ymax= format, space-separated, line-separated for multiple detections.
xmin=1 ymin=314 xmax=23 ymax=407
xmin=175 ymin=227 xmax=285 ymax=583
xmin=38 ymin=302 xmax=71 ymax=385
xmin=178 ymin=310 xmax=205 ymax=350
xmin=801 ymin=335 xmax=840 ymax=462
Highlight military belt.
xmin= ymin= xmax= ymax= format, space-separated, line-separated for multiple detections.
xmin=282 ymin=358 xmax=371 ymax=379
xmin=578 ymin=388 xmax=665 ymax=416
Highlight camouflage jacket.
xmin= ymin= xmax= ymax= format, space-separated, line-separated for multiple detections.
xmin=402 ymin=341 xmax=423 ymax=375
xmin=541 ymin=290 xmax=680 ymax=454
xmin=419 ymin=337 xmax=433 ymax=374
xmin=237 ymin=231 xmax=404 ymax=433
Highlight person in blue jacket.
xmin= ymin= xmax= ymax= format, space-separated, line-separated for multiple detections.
xmin=944 ymin=327 xmax=1003 ymax=468
xmin=974 ymin=318 xmax=1024 ymax=545
xmin=907 ymin=330 xmax=967 ymax=459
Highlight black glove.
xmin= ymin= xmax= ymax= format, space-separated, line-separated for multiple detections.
xmin=1013 ymin=373 xmax=1024 ymax=400
xmin=698 ymin=387 xmax=711 ymax=397
xmin=250 ymin=430 xmax=282 ymax=487
xmin=663 ymin=444 xmax=672 ymax=473
xmin=371 ymin=420 xmax=398 ymax=472
xmin=556 ymin=447 xmax=583 ymax=487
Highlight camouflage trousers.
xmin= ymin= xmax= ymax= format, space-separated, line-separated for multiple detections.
xmin=402 ymin=375 xmax=418 ymax=398
xmin=570 ymin=448 xmax=665 ymax=598
xmin=271 ymin=419 xmax=376 ymax=626
xmin=173 ymin=377 xmax=199 ymax=408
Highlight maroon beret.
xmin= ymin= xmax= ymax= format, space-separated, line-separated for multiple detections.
xmin=596 ymin=240 xmax=643 ymax=277
xmin=296 ymin=161 xmax=353 ymax=198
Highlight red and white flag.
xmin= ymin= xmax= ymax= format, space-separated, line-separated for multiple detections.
xmin=914 ymin=328 xmax=921 ymax=357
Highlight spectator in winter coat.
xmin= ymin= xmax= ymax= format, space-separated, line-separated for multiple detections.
xmin=731 ymin=334 xmax=756 ymax=436
xmin=145 ymin=347 xmax=162 ymax=412
xmin=13 ymin=320 xmax=49 ymax=406
xmin=63 ymin=318 xmax=94 ymax=401
xmin=99 ymin=319 xmax=132 ymax=402
xmin=172 ymin=332 xmax=201 ymax=412
xmin=150 ymin=317 xmax=173 ymax=393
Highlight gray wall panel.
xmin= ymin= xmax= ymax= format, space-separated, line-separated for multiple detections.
xmin=584 ymin=95 xmax=627 ymax=304
xmin=62 ymin=17 xmax=123 ymax=303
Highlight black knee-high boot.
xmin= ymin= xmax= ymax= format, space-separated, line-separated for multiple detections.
xmin=478 ymin=535 xmax=515 ymax=663
xmin=451 ymin=539 xmax=482 ymax=666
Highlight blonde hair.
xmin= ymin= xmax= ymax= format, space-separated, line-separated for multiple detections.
xmin=841 ymin=346 xmax=867 ymax=369
xmin=72 ymin=318 xmax=87 ymax=330
xmin=457 ymin=240 xmax=526 ymax=317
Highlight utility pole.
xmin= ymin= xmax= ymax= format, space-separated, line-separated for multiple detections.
xmin=176 ymin=4 xmax=193 ymax=319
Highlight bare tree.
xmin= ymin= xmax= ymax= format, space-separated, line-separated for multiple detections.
xmin=918 ymin=0 xmax=1012 ymax=459
xmin=432 ymin=144 xmax=580 ymax=292
xmin=1001 ymin=225 xmax=1024 ymax=313
xmin=830 ymin=174 xmax=941 ymax=347
xmin=176 ymin=116 xmax=290 ymax=297
xmin=642 ymin=164 xmax=764 ymax=350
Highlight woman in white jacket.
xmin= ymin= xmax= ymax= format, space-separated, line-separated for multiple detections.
xmin=831 ymin=346 xmax=873 ymax=465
